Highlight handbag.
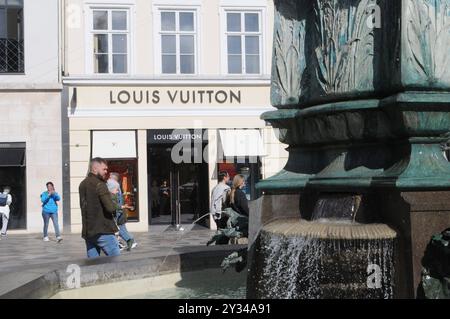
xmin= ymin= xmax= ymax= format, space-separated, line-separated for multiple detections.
xmin=117 ymin=211 xmax=128 ymax=225
xmin=0 ymin=194 xmax=8 ymax=207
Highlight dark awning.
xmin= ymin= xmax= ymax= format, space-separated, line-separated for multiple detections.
xmin=0 ymin=147 xmax=25 ymax=167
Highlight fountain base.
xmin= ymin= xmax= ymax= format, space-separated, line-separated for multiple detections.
xmin=247 ymin=218 xmax=397 ymax=299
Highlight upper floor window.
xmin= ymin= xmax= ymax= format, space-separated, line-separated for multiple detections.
xmin=159 ymin=10 xmax=197 ymax=75
xmin=225 ymin=11 xmax=261 ymax=75
xmin=0 ymin=0 xmax=24 ymax=74
xmin=91 ymin=8 xmax=129 ymax=74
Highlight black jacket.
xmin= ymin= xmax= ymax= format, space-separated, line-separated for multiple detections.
xmin=231 ymin=188 xmax=249 ymax=216
xmin=79 ymin=173 xmax=118 ymax=239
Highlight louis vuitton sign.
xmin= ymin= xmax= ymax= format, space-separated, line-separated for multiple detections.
xmin=109 ymin=89 xmax=242 ymax=105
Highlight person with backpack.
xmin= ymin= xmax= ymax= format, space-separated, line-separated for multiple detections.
xmin=0 ymin=186 xmax=12 ymax=238
xmin=107 ymin=174 xmax=137 ymax=251
xmin=210 ymin=171 xmax=231 ymax=244
xmin=40 ymin=182 xmax=62 ymax=242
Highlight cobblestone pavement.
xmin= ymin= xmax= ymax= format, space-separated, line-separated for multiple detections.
xmin=0 ymin=224 xmax=216 ymax=295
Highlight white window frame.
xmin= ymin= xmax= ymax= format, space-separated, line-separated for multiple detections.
xmin=153 ymin=4 xmax=201 ymax=76
xmin=220 ymin=6 xmax=267 ymax=77
xmin=85 ymin=3 xmax=135 ymax=76
xmin=0 ymin=0 xmax=25 ymax=74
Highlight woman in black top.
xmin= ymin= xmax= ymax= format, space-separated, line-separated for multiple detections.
xmin=230 ymin=174 xmax=249 ymax=216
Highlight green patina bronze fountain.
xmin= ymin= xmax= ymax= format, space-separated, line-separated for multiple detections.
xmin=248 ymin=0 xmax=450 ymax=299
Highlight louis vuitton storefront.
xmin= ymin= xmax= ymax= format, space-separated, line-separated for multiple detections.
xmin=64 ymin=80 xmax=288 ymax=232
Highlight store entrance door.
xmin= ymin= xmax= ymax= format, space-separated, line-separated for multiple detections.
xmin=170 ymin=162 xmax=209 ymax=226
xmin=148 ymin=146 xmax=209 ymax=226
xmin=0 ymin=144 xmax=26 ymax=230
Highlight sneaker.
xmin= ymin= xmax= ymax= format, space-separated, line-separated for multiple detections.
xmin=43 ymin=237 xmax=50 ymax=242
xmin=126 ymin=239 xmax=135 ymax=251
xmin=119 ymin=242 xmax=126 ymax=251
xmin=131 ymin=242 xmax=138 ymax=249
xmin=56 ymin=236 xmax=63 ymax=243
xmin=1 ymin=233 xmax=6 ymax=238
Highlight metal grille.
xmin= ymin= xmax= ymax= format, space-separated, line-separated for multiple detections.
xmin=0 ymin=38 xmax=24 ymax=73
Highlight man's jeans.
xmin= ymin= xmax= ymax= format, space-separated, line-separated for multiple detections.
xmin=116 ymin=212 xmax=133 ymax=242
xmin=42 ymin=213 xmax=61 ymax=238
xmin=0 ymin=213 xmax=8 ymax=235
xmin=85 ymin=234 xmax=120 ymax=258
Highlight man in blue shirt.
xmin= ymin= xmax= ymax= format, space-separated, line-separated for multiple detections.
xmin=40 ymin=182 xmax=62 ymax=242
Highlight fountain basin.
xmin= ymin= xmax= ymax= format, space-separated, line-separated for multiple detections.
xmin=0 ymin=246 xmax=246 ymax=299
xmin=52 ymin=268 xmax=246 ymax=299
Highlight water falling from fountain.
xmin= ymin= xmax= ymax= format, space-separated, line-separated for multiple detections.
xmin=250 ymin=194 xmax=397 ymax=299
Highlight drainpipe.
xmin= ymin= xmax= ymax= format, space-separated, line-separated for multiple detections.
xmin=57 ymin=0 xmax=62 ymax=82
xmin=60 ymin=0 xmax=72 ymax=233
xmin=63 ymin=0 xmax=67 ymax=77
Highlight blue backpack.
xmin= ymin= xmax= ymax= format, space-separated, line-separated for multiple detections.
xmin=0 ymin=193 xmax=8 ymax=207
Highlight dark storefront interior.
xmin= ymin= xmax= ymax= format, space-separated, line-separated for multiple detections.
xmin=0 ymin=143 xmax=26 ymax=230
xmin=147 ymin=130 xmax=209 ymax=226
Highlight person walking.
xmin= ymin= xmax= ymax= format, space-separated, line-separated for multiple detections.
xmin=151 ymin=180 xmax=160 ymax=218
xmin=0 ymin=186 xmax=12 ymax=238
xmin=40 ymin=182 xmax=62 ymax=242
xmin=159 ymin=180 xmax=170 ymax=216
xmin=190 ymin=181 xmax=199 ymax=220
xmin=230 ymin=174 xmax=249 ymax=216
xmin=210 ymin=171 xmax=231 ymax=244
xmin=79 ymin=157 xmax=120 ymax=258
xmin=107 ymin=174 xmax=137 ymax=251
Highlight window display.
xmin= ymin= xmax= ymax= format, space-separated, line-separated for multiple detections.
xmin=107 ymin=159 xmax=139 ymax=221
xmin=218 ymin=159 xmax=261 ymax=201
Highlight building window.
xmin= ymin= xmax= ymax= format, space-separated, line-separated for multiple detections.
xmin=159 ymin=10 xmax=197 ymax=75
xmin=0 ymin=0 xmax=24 ymax=73
xmin=91 ymin=8 xmax=129 ymax=74
xmin=91 ymin=131 xmax=139 ymax=222
xmin=225 ymin=11 xmax=261 ymax=75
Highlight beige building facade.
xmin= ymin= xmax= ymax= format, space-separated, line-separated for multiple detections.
xmin=0 ymin=0 xmax=63 ymax=234
xmin=63 ymin=0 xmax=287 ymax=232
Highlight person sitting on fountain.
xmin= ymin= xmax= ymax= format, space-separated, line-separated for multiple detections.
xmin=230 ymin=174 xmax=249 ymax=217
xmin=210 ymin=171 xmax=231 ymax=244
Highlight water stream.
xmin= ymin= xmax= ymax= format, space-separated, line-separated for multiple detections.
xmin=251 ymin=194 xmax=396 ymax=299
